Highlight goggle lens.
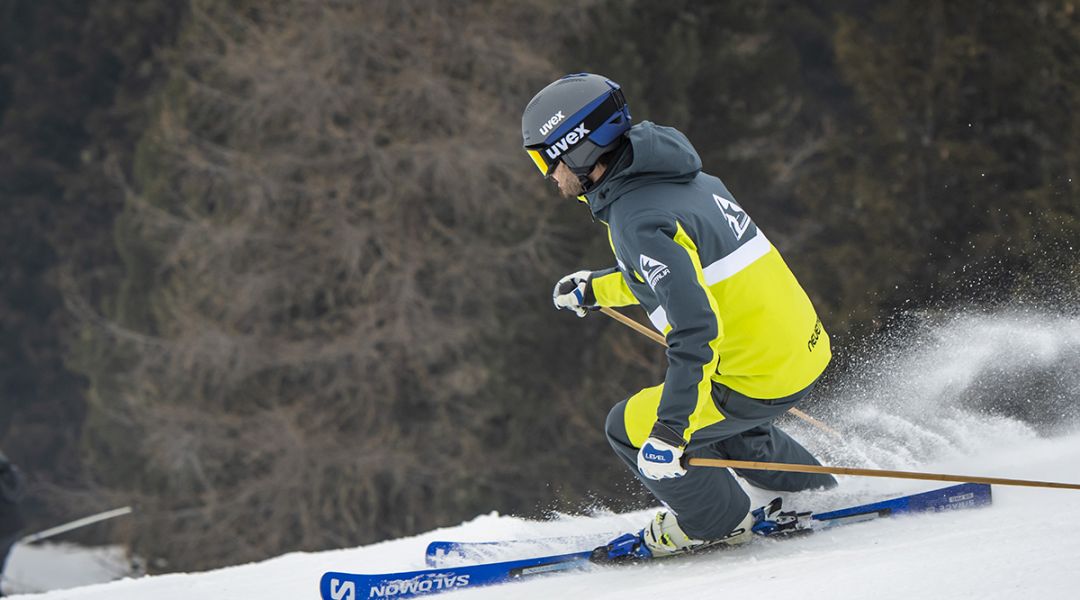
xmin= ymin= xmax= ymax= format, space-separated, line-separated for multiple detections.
xmin=526 ymin=149 xmax=553 ymax=177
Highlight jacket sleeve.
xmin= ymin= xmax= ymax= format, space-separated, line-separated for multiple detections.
xmin=622 ymin=215 xmax=725 ymax=444
xmin=589 ymin=267 xmax=638 ymax=307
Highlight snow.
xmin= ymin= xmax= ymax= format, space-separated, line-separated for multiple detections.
xmin=11 ymin=433 xmax=1080 ymax=600
xmin=3 ymin=543 xmax=135 ymax=595
xmin=10 ymin=310 xmax=1080 ymax=599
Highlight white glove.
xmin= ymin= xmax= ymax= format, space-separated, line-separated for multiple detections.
xmin=637 ymin=422 xmax=688 ymax=480
xmin=552 ymin=270 xmax=597 ymax=317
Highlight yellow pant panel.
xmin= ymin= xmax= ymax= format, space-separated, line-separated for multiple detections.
xmin=623 ymin=384 xmax=664 ymax=448
xmin=623 ymin=383 xmax=727 ymax=448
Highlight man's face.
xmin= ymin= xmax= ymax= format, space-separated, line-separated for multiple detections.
xmin=551 ymin=161 xmax=584 ymax=199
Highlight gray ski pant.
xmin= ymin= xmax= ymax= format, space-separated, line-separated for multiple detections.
xmin=605 ymin=381 xmax=836 ymax=541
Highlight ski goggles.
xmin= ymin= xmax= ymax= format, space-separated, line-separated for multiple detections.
xmin=524 ymin=92 xmax=627 ymax=178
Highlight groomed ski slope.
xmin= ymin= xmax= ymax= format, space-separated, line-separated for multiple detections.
xmin=16 ymin=312 xmax=1080 ymax=599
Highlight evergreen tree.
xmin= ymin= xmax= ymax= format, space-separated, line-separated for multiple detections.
xmin=817 ymin=0 xmax=1080 ymax=320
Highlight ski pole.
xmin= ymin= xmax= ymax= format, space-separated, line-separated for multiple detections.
xmin=686 ymin=457 xmax=1080 ymax=490
xmin=599 ymin=306 xmax=665 ymax=345
xmin=19 ymin=506 xmax=134 ymax=544
xmin=598 ymin=306 xmax=842 ymax=439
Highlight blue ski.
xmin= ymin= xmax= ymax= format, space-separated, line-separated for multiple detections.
xmin=320 ymin=551 xmax=593 ymax=600
xmin=321 ymin=483 xmax=991 ymax=600
xmin=425 ymin=482 xmax=991 ymax=566
xmin=425 ymin=532 xmax=618 ymax=568
xmin=811 ymin=481 xmax=991 ymax=522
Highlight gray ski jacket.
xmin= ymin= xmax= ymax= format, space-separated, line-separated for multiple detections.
xmin=582 ymin=122 xmax=830 ymax=446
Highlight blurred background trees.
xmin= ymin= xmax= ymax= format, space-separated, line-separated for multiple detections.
xmin=1 ymin=0 xmax=1077 ymax=571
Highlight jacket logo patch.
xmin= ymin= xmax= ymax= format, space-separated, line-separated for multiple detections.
xmin=640 ymin=254 xmax=670 ymax=289
xmin=713 ymin=194 xmax=751 ymax=240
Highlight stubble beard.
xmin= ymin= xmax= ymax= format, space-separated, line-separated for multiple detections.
xmin=556 ymin=173 xmax=584 ymax=198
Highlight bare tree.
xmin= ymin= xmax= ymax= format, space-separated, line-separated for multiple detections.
xmin=76 ymin=0 xmax=635 ymax=570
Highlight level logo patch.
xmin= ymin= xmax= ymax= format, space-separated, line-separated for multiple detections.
xmin=713 ymin=194 xmax=751 ymax=240
xmin=640 ymin=254 xmax=670 ymax=289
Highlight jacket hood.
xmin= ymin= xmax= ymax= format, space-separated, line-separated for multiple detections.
xmin=585 ymin=121 xmax=702 ymax=217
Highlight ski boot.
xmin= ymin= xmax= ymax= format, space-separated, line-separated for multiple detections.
xmin=591 ymin=510 xmax=754 ymax=564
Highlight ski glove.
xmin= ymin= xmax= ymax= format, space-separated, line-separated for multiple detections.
xmin=637 ymin=422 xmax=687 ymax=480
xmin=552 ymin=270 xmax=599 ymax=317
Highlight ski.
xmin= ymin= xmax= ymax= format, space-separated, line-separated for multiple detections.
xmin=425 ymin=532 xmax=618 ymax=568
xmin=811 ymin=481 xmax=991 ymax=523
xmin=425 ymin=482 xmax=991 ymax=566
xmin=320 ymin=483 xmax=991 ymax=600
xmin=320 ymin=551 xmax=593 ymax=600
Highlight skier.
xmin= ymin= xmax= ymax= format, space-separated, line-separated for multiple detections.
xmin=0 ymin=451 xmax=24 ymax=596
xmin=522 ymin=73 xmax=837 ymax=560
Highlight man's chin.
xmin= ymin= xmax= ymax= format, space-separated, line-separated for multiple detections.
xmin=558 ymin=183 xmax=584 ymax=198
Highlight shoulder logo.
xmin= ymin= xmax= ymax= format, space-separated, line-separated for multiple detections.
xmin=713 ymin=194 xmax=751 ymax=240
xmin=640 ymin=254 xmax=670 ymax=289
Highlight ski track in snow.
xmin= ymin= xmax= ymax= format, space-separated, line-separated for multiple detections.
xmin=12 ymin=310 xmax=1080 ymax=599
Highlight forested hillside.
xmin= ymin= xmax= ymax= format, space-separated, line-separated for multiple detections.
xmin=1 ymin=0 xmax=1077 ymax=572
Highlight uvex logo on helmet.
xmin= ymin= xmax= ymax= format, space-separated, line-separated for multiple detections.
xmin=539 ymin=111 xmax=565 ymax=136
xmin=544 ymin=124 xmax=590 ymax=160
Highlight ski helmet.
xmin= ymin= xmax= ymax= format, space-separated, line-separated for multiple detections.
xmin=521 ymin=73 xmax=631 ymax=187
